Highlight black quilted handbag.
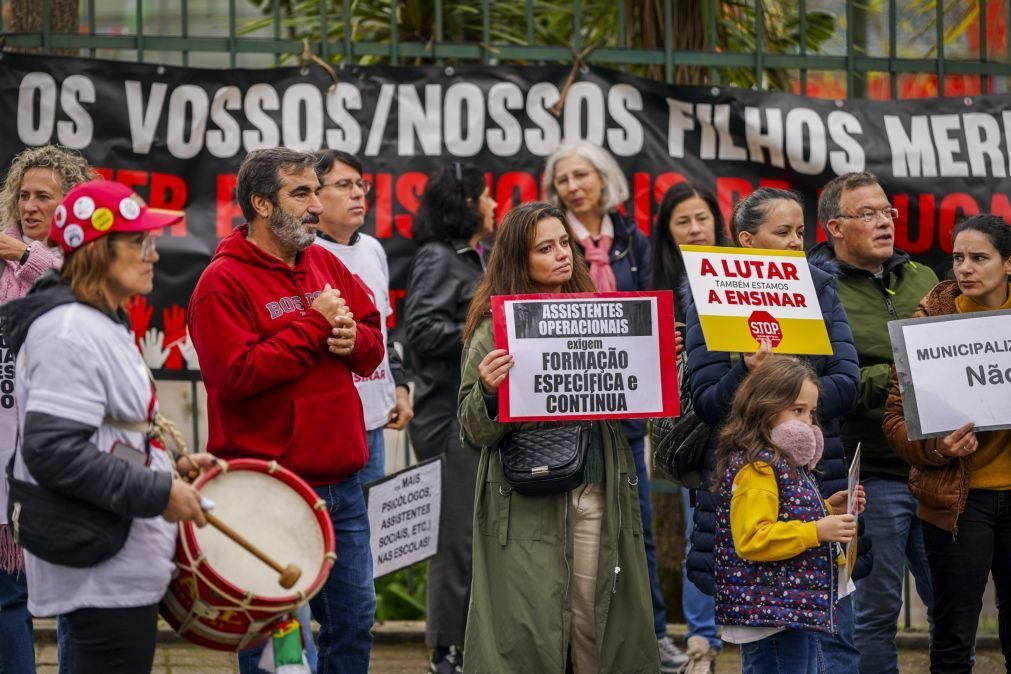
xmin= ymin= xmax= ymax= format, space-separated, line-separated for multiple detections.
xmin=499 ymin=424 xmax=590 ymax=496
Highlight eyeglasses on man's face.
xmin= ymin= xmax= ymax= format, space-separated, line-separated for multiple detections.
xmin=835 ymin=207 xmax=899 ymax=224
xmin=320 ymin=178 xmax=371 ymax=195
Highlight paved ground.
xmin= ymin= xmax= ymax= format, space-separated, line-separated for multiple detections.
xmin=32 ymin=621 xmax=1007 ymax=673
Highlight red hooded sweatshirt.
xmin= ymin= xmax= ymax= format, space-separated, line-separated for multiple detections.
xmin=188 ymin=225 xmax=383 ymax=485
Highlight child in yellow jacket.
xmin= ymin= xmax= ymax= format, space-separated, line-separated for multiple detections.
xmin=711 ymin=357 xmax=865 ymax=674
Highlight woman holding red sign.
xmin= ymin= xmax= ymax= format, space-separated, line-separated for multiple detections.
xmin=883 ymin=214 xmax=1011 ymax=674
xmin=457 ymin=202 xmax=657 ymax=674
xmin=682 ymin=187 xmax=862 ymax=671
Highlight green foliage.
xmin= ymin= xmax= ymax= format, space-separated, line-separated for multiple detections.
xmin=374 ymin=561 xmax=427 ymax=622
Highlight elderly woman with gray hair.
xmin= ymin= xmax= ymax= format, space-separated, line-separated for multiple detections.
xmin=540 ymin=141 xmax=679 ymax=669
xmin=0 ymin=144 xmax=95 ymax=674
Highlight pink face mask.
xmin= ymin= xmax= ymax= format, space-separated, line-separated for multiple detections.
xmin=770 ymin=419 xmax=824 ymax=470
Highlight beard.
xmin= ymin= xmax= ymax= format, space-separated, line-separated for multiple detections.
xmin=269 ymin=207 xmax=317 ymax=251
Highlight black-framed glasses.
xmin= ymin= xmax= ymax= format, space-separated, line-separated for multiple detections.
xmin=321 ymin=178 xmax=371 ymax=195
xmin=835 ymin=207 xmax=899 ymax=224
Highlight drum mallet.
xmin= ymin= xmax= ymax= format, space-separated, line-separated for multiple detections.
xmin=202 ymin=509 xmax=303 ymax=589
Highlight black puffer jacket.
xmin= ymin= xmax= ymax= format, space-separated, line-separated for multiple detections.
xmin=684 ymin=257 xmax=871 ymax=595
xmin=0 ymin=272 xmax=171 ymax=517
xmin=404 ymin=239 xmax=486 ymax=458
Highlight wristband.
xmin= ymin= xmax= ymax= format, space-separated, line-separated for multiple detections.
xmin=18 ymin=245 xmax=30 ymax=265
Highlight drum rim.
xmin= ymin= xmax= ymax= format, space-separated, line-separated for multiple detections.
xmin=178 ymin=458 xmax=336 ymax=606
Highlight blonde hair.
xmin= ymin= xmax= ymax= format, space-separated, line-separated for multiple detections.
xmin=0 ymin=145 xmax=96 ymax=229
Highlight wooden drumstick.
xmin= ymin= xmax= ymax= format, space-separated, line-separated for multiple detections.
xmin=203 ymin=511 xmax=302 ymax=589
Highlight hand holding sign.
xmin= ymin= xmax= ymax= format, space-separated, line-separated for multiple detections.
xmin=744 ymin=338 xmax=774 ymax=372
xmin=827 ymin=485 xmax=865 ymax=514
xmin=479 ymin=349 xmax=514 ymax=393
xmin=938 ymin=421 xmax=977 ymax=458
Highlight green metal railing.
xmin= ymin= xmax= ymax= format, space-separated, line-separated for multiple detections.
xmin=2 ymin=0 xmax=1009 ymax=96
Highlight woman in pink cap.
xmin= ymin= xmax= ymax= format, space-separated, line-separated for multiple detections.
xmin=0 ymin=145 xmax=95 ymax=674
xmin=0 ymin=179 xmax=213 ymax=674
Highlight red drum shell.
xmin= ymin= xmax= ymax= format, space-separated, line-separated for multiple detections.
xmin=160 ymin=459 xmax=336 ymax=651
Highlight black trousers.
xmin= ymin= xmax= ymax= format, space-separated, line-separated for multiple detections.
xmin=65 ymin=603 xmax=159 ymax=674
xmin=922 ymin=488 xmax=1011 ymax=674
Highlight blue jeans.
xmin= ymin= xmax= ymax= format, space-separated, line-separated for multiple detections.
xmin=817 ymin=594 xmax=858 ymax=673
xmin=58 ymin=614 xmax=71 ymax=674
xmin=239 ymin=474 xmax=376 ymax=674
xmin=0 ymin=568 xmax=34 ymax=673
xmin=359 ymin=428 xmax=385 ymax=487
xmin=680 ymin=488 xmax=720 ymax=649
xmin=628 ymin=434 xmax=667 ymax=638
xmin=853 ymin=475 xmax=934 ymax=674
xmin=741 ymin=629 xmax=824 ymax=674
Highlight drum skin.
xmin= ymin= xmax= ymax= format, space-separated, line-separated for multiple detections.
xmin=160 ymin=459 xmax=336 ymax=651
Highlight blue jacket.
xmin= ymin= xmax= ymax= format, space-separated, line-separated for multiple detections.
xmin=684 ymin=257 xmax=863 ymax=595
xmin=572 ymin=210 xmax=652 ymax=440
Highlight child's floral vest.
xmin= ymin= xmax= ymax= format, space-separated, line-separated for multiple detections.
xmin=714 ymin=448 xmax=838 ymax=634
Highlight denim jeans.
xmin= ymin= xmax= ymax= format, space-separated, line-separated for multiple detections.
xmin=680 ymin=488 xmax=720 ymax=649
xmin=359 ymin=428 xmax=386 ymax=487
xmin=0 ymin=568 xmax=34 ymax=673
xmin=922 ymin=488 xmax=1011 ymax=674
xmin=58 ymin=614 xmax=71 ymax=674
xmin=740 ymin=629 xmax=824 ymax=674
xmin=238 ymin=474 xmax=375 ymax=674
xmin=853 ymin=475 xmax=934 ymax=674
xmin=628 ymin=434 xmax=667 ymax=638
xmin=816 ymin=594 xmax=858 ymax=673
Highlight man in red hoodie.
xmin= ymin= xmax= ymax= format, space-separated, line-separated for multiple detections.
xmin=188 ymin=147 xmax=384 ymax=674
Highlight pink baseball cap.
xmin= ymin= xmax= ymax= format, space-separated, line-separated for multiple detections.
xmin=50 ymin=180 xmax=183 ymax=254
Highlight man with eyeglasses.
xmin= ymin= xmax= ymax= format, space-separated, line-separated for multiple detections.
xmin=809 ymin=171 xmax=938 ymax=674
xmin=188 ymin=147 xmax=384 ymax=674
xmin=312 ymin=149 xmax=413 ymax=488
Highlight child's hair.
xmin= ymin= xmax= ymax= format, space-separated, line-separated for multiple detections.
xmin=711 ymin=356 xmax=820 ymax=491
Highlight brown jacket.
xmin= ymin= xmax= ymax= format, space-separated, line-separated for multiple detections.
xmin=882 ymin=281 xmax=970 ymax=533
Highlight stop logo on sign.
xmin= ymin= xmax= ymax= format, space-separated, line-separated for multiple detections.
xmin=748 ymin=311 xmax=783 ymax=347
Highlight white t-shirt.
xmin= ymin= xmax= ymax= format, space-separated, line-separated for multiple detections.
xmin=14 ymin=302 xmax=177 ymax=617
xmin=314 ymin=233 xmax=397 ymax=430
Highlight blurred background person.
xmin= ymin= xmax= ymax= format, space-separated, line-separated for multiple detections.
xmin=0 ymin=144 xmax=95 ymax=674
xmin=649 ymin=181 xmax=728 ymax=672
xmin=405 ymin=162 xmax=495 ymax=674
xmin=684 ymin=187 xmax=863 ymax=672
xmin=458 ymin=201 xmax=657 ymax=673
xmin=542 ymin=141 xmax=676 ymax=670
xmin=883 ymin=214 xmax=1011 ymax=674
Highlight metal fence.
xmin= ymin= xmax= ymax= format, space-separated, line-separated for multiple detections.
xmin=3 ymin=0 xmax=1010 ymax=97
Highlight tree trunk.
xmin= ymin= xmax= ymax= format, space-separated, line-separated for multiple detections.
xmin=626 ymin=0 xmax=709 ymax=84
xmin=10 ymin=0 xmax=80 ymax=55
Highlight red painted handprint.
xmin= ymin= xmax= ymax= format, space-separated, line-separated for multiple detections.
xmin=162 ymin=305 xmax=187 ymax=370
xmin=126 ymin=295 xmax=154 ymax=349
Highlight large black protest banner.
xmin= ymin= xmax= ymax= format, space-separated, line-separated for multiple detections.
xmin=2 ymin=52 xmax=1010 ymax=379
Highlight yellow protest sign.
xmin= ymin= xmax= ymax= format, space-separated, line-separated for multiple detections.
xmin=680 ymin=245 xmax=832 ymax=355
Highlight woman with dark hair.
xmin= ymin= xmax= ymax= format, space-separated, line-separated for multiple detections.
xmin=649 ymin=182 xmax=728 ymax=672
xmin=883 ymin=214 xmax=1011 ymax=673
xmin=458 ymin=201 xmax=657 ymax=673
xmin=650 ymin=182 xmax=728 ymax=296
xmin=405 ymin=162 xmax=496 ymax=673
xmin=683 ymin=187 xmax=862 ymax=671
xmin=1 ymin=180 xmax=211 ymax=674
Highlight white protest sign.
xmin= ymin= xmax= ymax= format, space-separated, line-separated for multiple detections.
xmin=490 ymin=291 xmax=679 ymax=422
xmin=888 ymin=310 xmax=1011 ymax=439
xmin=366 ymin=457 xmax=441 ymax=578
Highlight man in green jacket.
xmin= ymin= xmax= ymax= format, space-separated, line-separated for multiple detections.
xmin=810 ymin=171 xmax=938 ymax=674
